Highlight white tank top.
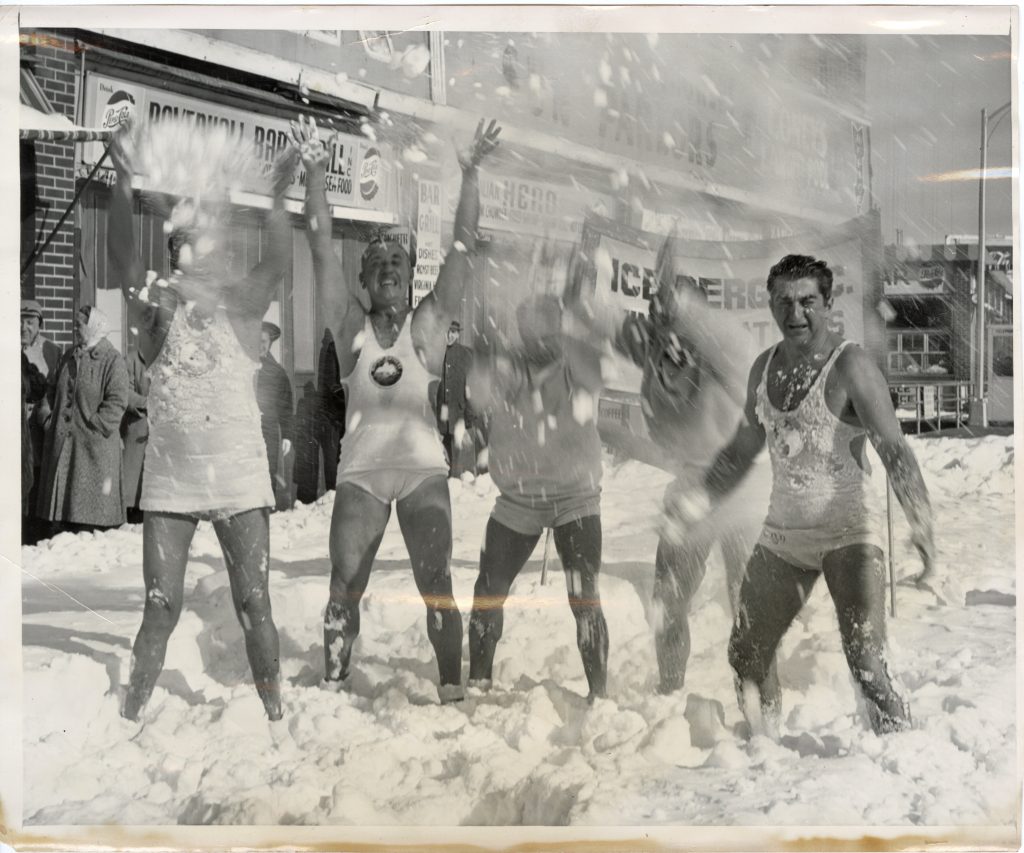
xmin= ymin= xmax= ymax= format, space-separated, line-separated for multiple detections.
xmin=754 ymin=341 xmax=874 ymax=530
xmin=338 ymin=314 xmax=447 ymax=475
xmin=143 ymin=303 xmax=273 ymax=512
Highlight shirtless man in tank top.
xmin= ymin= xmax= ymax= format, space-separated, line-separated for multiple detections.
xmin=673 ymin=254 xmax=935 ymax=737
xmin=290 ymin=116 xmax=500 ymax=703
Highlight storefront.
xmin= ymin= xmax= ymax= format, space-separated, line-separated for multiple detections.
xmin=21 ymin=26 xmax=881 ymax=474
xmin=883 ymin=240 xmax=1014 ymax=427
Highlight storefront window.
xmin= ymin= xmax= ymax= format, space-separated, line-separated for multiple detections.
xmin=887 ymin=329 xmax=951 ymax=377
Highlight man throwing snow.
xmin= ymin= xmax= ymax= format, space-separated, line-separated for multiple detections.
xmin=291 ymin=115 xmax=500 ymax=704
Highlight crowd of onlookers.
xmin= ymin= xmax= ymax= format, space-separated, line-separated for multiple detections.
xmin=21 ymin=299 xmax=475 ymax=546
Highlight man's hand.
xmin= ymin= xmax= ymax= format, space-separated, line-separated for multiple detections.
xmin=288 ymin=115 xmax=331 ymax=174
xmin=658 ymin=482 xmax=711 ymax=546
xmin=457 ymin=119 xmax=501 ymax=172
xmin=281 ymin=439 xmax=292 ymax=457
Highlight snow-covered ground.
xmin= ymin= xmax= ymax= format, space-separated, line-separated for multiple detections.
xmin=19 ymin=435 xmax=1017 ymax=829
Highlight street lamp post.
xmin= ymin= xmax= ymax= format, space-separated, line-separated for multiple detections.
xmin=970 ymin=101 xmax=1012 ymax=428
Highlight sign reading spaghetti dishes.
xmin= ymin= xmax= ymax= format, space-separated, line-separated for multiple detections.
xmin=577 ymin=214 xmax=883 ymax=393
xmin=81 ymin=72 xmax=394 ymax=214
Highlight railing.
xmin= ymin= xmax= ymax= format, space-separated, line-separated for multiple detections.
xmin=889 ymin=380 xmax=973 ymax=434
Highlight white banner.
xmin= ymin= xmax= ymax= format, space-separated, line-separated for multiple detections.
xmin=580 ymin=214 xmax=882 ymax=391
xmin=412 ymin=179 xmax=443 ymax=307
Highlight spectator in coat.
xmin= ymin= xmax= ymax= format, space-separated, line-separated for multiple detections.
xmin=317 ymin=328 xmax=344 ymax=490
xmin=293 ymin=381 xmax=321 ymax=504
xmin=36 ymin=305 xmax=129 ymax=534
xmin=22 ymin=353 xmax=47 ymax=519
xmin=256 ymin=321 xmax=294 ymax=502
xmin=122 ymin=347 xmax=151 ymax=524
xmin=21 ymin=299 xmax=63 ymax=544
xmin=436 ymin=320 xmax=476 ymax=477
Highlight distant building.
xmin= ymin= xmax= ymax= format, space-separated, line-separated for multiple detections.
xmin=883 ymin=240 xmax=1012 ymax=385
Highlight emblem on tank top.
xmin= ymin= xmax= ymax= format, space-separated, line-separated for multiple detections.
xmin=772 ymin=418 xmax=804 ymax=458
xmin=370 ymin=354 xmax=404 ymax=387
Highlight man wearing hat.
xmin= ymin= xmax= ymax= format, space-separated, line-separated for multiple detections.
xmin=257 ymin=320 xmax=294 ymax=507
xmin=435 ymin=319 xmax=476 ymax=477
xmin=21 ymin=299 xmax=62 ymax=543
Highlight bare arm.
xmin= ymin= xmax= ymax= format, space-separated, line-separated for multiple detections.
xmin=422 ymin=120 xmax=501 ymax=319
xmin=289 ymin=117 xmax=365 ymax=375
xmin=231 ymin=149 xmax=298 ymax=319
xmin=108 ymin=135 xmax=151 ymax=326
xmin=838 ymin=345 xmax=936 ymax=582
xmin=414 ymin=120 xmax=501 ymax=373
xmin=703 ymin=351 xmax=768 ymax=501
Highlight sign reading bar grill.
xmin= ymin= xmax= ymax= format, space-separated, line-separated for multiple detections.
xmin=81 ymin=72 xmax=395 ymax=214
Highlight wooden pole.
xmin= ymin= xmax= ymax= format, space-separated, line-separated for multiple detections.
xmin=540 ymin=527 xmax=553 ymax=586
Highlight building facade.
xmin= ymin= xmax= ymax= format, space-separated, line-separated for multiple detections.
xmin=21 ymin=27 xmax=886 ymax=468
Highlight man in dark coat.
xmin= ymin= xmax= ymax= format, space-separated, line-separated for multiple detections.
xmin=316 ymin=328 xmax=345 ymax=490
xmin=257 ymin=321 xmax=294 ymax=504
xmin=436 ymin=320 xmax=475 ymax=477
xmin=22 ymin=299 xmax=64 ymax=544
xmin=121 ymin=348 xmax=151 ymax=524
xmin=293 ymin=381 xmax=320 ymax=504
xmin=37 ymin=305 xmax=129 ymax=533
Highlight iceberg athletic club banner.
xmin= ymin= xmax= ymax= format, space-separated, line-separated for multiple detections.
xmin=80 ymin=72 xmax=394 ymax=213
xmin=576 ymin=213 xmax=885 ymax=393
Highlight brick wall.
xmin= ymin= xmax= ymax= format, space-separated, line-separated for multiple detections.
xmin=22 ymin=30 xmax=80 ymax=349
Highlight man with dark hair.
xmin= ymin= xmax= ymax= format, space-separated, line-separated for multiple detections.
xmin=291 ymin=115 xmax=500 ymax=703
xmin=671 ymin=252 xmax=935 ymax=737
xmin=436 ymin=319 xmax=476 ymax=477
xmin=257 ymin=320 xmax=294 ymax=505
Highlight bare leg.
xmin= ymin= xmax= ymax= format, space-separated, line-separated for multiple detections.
xmin=468 ymin=517 xmax=540 ymax=685
xmin=213 ymin=508 xmax=282 ymax=720
xmin=122 ymin=511 xmax=197 ymax=721
xmin=553 ymin=515 xmax=608 ymax=700
xmin=823 ymin=544 xmax=911 ymax=734
xmin=653 ymin=532 xmax=713 ymax=694
xmin=728 ymin=545 xmax=818 ymax=737
xmin=396 ymin=475 xmax=463 ymax=696
xmin=719 ymin=523 xmax=781 ymax=705
xmin=324 ymin=483 xmax=391 ymax=684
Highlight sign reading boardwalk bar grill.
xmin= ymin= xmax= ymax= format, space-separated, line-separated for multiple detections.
xmin=81 ymin=72 xmax=394 ymax=214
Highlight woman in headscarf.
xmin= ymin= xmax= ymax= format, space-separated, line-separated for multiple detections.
xmin=36 ymin=305 xmax=130 ymax=534
xmin=108 ymin=119 xmax=296 ymax=723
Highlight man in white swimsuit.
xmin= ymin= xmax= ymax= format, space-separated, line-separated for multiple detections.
xmin=674 ymin=254 xmax=935 ymax=736
xmin=291 ymin=116 xmax=500 ymax=703
xmin=110 ymin=124 xmax=297 ymax=723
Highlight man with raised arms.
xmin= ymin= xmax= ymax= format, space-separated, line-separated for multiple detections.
xmin=290 ymin=116 xmax=500 ymax=703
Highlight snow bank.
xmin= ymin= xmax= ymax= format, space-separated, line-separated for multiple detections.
xmin=20 ymin=436 xmax=1016 ymax=827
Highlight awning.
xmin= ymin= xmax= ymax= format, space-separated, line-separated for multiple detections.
xmin=20 ymin=67 xmax=112 ymax=142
